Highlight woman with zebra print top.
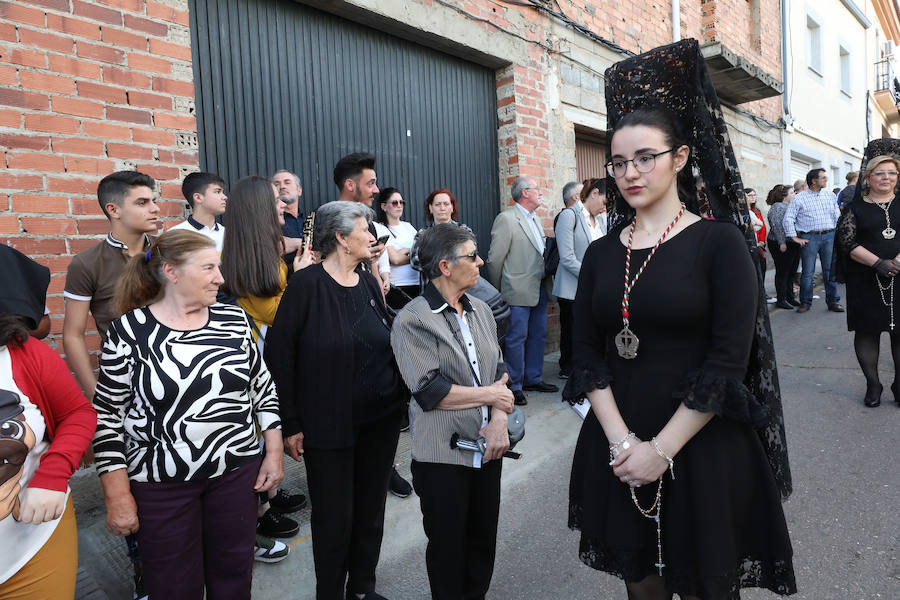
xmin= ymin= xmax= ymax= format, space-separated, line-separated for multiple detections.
xmin=92 ymin=230 xmax=283 ymax=600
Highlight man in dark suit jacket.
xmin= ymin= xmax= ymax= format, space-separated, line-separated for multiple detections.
xmin=485 ymin=176 xmax=558 ymax=405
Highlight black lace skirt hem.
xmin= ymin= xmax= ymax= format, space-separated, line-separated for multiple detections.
xmin=573 ymin=533 xmax=797 ymax=599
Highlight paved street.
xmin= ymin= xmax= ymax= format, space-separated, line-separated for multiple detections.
xmin=73 ymin=282 xmax=900 ymax=600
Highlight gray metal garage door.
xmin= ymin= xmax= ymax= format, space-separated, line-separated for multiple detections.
xmin=189 ymin=0 xmax=500 ymax=249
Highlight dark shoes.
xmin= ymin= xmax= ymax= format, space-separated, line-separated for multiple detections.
xmin=828 ymin=304 xmax=845 ymax=312
xmin=864 ymin=383 xmax=883 ymax=407
xmin=787 ymin=298 xmax=801 ymax=306
xmin=269 ymin=488 xmax=307 ymax=513
xmin=257 ymin=509 xmax=299 ymax=538
xmin=389 ymin=468 xmax=412 ymax=498
xmin=513 ymin=390 xmax=528 ymax=406
xmin=558 ymin=370 xmax=570 ymax=379
xmin=796 ymin=304 xmax=811 ymax=313
xmin=774 ymin=301 xmax=794 ymax=310
xmin=523 ymin=381 xmax=559 ymax=393
xmin=891 ymin=382 xmax=900 ymax=407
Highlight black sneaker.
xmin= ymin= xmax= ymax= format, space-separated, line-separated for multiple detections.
xmin=269 ymin=488 xmax=307 ymax=513
xmin=257 ymin=509 xmax=299 ymax=538
xmin=389 ymin=468 xmax=412 ymax=498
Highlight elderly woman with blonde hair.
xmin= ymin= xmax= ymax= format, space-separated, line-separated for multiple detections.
xmin=835 ymin=148 xmax=900 ymax=407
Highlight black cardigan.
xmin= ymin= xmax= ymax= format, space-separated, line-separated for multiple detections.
xmin=264 ymin=262 xmax=405 ymax=448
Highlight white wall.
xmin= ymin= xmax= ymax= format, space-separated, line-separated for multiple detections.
xmin=785 ymin=0 xmax=869 ymax=186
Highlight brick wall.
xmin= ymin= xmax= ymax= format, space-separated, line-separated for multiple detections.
xmin=0 ymin=0 xmax=197 ymax=354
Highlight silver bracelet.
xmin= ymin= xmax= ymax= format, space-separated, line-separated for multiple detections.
xmin=609 ymin=431 xmax=639 ymax=462
xmin=650 ymin=437 xmax=675 ymax=480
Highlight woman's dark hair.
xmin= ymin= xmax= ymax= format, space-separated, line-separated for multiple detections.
xmin=580 ymin=178 xmax=606 ymax=202
xmin=115 ymin=229 xmax=216 ymax=314
xmin=221 ymin=176 xmax=285 ymax=299
xmin=0 ymin=314 xmax=30 ymax=347
xmin=375 ymin=187 xmax=401 ymax=227
xmin=416 ymin=223 xmax=476 ymax=280
xmin=424 ymin=188 xmax=459 ymax=223
xmin=765 ymin=184 xmax=788 ymax=206
xmin=609 ymin=107 xmax=697 ymax=214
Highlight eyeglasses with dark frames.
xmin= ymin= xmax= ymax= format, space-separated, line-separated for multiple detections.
xmin=606 ymin=148 xmax=677 ymax=178
xmin=453 ymin=251 xmax=479 ymax=263
xmin=387 ymin=199 xmax=405 ymax=206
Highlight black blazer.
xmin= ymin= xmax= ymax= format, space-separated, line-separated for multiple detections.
xmin=265 ymin=262 xmax=404 ymax=448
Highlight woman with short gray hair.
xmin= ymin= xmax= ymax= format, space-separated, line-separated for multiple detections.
xmin=391 ymin=223 xmax=515 ymax=600
xmin=265 ymin=200 xmax=407 ymax=600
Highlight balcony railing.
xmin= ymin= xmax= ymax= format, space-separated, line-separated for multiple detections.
xmin=875 ymin=58 xmax=897 ymax=92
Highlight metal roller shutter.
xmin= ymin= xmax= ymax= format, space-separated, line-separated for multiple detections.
xmin=189 ymin=0 xmax=501 ymax=249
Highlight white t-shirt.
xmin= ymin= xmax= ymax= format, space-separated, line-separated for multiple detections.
xmin=382 ymin=221 xmax=419 ymax=286
xmin=170 ymin=217 xmax=226 ymax=252
xmin=0 ymin=346 xmax=66 ymax=584
xmin=373 ymin=222 xmax=392 ymax=276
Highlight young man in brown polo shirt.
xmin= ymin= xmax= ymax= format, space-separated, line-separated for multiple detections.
xmin=62 ymin=170 xmax=159 ymax=398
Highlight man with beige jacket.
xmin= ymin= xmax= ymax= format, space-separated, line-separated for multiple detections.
xmin=485 ymin=176 xmax=558 ymax=406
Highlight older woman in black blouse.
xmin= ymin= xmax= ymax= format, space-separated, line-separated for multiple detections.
xmin=266 ymin=201 xmax=406 ymax=600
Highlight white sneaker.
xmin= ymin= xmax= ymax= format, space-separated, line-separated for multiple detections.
xmin=254 ymin=534 xmax=290 ymax=563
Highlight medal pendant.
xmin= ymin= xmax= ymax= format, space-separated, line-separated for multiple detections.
xmin=884 ymin=227 xmax=897 ymax=240
xmin=615 ymin=325 xmax=640 ymax=359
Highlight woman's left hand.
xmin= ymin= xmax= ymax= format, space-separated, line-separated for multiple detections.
xmin=16 ymin=488 xmax=67 ymax=524
xmin=611 ymin=442 xmax=669 ymax=487
xmin=255 ymin=452 xmax=284 ymax=492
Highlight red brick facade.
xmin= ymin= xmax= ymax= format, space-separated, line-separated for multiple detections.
xmin=1 ymin=0 xmax=196 ymax=351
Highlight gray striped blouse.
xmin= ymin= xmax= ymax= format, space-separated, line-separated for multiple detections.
xmin=391 ymin=283 xmax=506 ymax=467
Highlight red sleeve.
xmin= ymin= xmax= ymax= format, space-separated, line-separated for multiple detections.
xmin=11 ymin=339 xmax=97 ymax=492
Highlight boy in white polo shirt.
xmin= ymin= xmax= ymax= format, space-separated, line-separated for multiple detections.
xmin=170 ymin=172 xmax=227 ymax=251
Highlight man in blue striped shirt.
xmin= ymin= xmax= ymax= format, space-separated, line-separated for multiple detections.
xmin=782 ymin=168 xmax=844 ymax=313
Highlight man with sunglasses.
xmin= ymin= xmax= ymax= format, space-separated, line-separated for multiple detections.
xmin=782 ymin=167 xmax=843 ymax=313
xmin=485 ymin=176 xmax=559 ymax=406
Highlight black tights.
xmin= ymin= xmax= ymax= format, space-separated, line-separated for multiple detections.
xmin=853 ymin=331 xmax=900 ymax=391
xmin=624 ymin=575 xmax=712 ymax=600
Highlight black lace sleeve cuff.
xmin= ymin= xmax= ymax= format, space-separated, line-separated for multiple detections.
xmin=561 ymin=362 xmax=612 ymax=405
xmin=673 ymin=369 xmax=770 ymax=427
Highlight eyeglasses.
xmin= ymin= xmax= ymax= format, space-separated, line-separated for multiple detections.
xmin=453 ymin=251 xmax=479 ymax=263
xmin=606 ymin=148 xmax=677 ymax=178
xmin=872 ymin=171 xmax=899 ymax=178
xmin=388 ymin=200 xmax=405 ymax=206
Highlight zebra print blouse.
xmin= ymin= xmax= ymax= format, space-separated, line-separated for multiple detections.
xmin=92 ymin=304 xmax=281 ymax=482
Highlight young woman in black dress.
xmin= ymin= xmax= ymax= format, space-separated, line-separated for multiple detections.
xmin=835 ymin=151 xmax=900 ymax=407
xmin=565 ymin=107 xmax=796 ymax=600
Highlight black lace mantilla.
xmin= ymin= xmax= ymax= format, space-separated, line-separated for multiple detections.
xmin=673 ymin=369 xmax=770 ymax=428
xmin=561 ymin=362 xmax=612 ymax=405
xmin=603 ymin=39 xmax=792 ymax=500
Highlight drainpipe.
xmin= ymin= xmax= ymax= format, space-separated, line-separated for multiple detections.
xmin=672 ymin=0 xmax=680 ymax=42
xmin=781 ymin=0 xmax=792 ymax=185
xmin=781 ymin=0 xmax=790 ymax=119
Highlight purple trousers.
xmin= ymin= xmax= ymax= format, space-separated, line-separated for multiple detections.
xmin=130 ymin=458 xmax=260 ymax=600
